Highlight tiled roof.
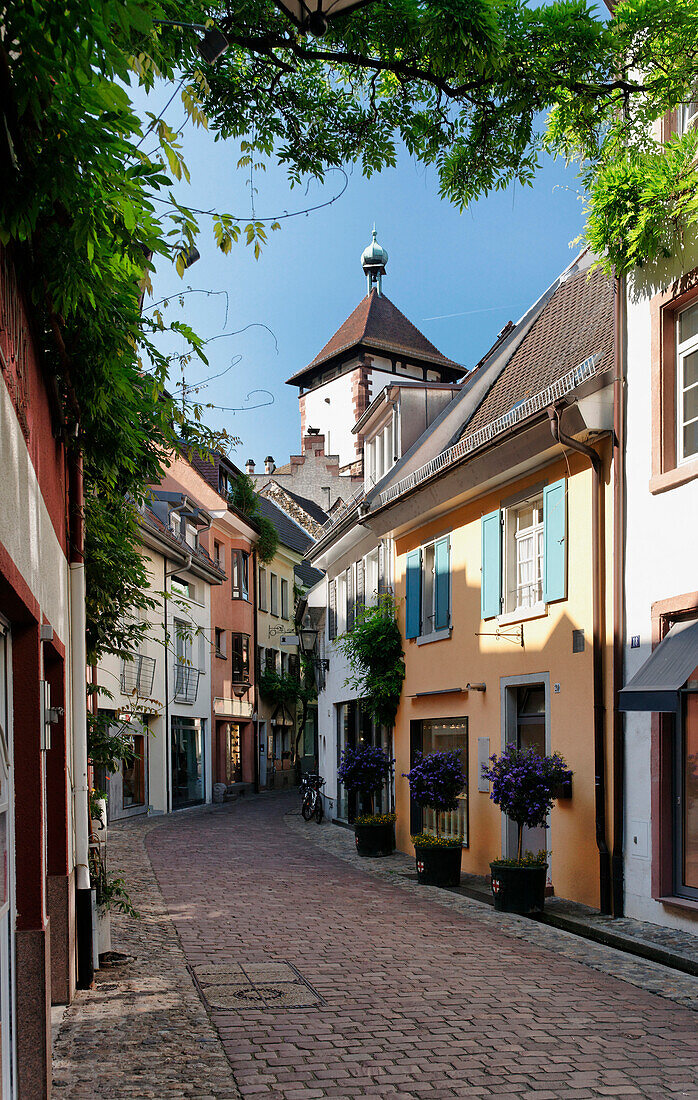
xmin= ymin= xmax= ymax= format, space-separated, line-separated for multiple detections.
xmin=140 ymin=505 xmax=226 ymax=578
xmin=189 ymin=453 xmax=220 ymax=491
xmin=462 ymin=267 xmax=614 ymax=437
xmin=286 ymin=290 xmax=462 ymax=384
xmin=294 ymin=560 xmax=324 ymax=589
xmin=282 ymin=487 xmax=329 ymax=527
xmin=257 ymin=496 xmax=314 ymax=556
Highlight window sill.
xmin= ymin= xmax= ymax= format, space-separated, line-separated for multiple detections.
xmin=215 ymin=652 xmax=227 ymax=661
xmin=658 ymin=895 xmax=698 ymax=913
xmin=498 ymin=604 xmax=547 ymax=627
xmin=416 ymin=627 xmax=452 ymax=646
xmin=649 ymin=459 xmax=698 ymax=494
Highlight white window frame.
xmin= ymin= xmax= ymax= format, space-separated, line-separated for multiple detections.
xmin=337 ymin=571 xmax=348 ymax=634
xmin=678 ymin=88 xmax=698 ymax=135
xmin=364 ymin=548 xmax=379 ymax=607
xmin=677 ymin=302 xmax=698 ymax=464
xmin=503 ymin=494 xmax=545 ymax=616
xmin=280 ymin=578 xmax=289 ymax=620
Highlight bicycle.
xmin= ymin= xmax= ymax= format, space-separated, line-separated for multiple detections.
xmin=300 ymin=773 xmax=325 ymax=823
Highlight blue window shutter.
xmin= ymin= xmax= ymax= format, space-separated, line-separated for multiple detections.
xmin=481 ymin=510 xmax=502 ymax=620
xmin=543 ymin=478 xmax=567 ymax=603
xmin=434 ymin=537 xmax=450 ymax=631
xmin=405 ymin=549 xmax=421 ymax=639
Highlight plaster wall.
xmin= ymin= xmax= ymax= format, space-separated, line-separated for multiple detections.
xmin=301 ymin=366 xmax=397 ymax=467
xmin=257 ymin=545 xmax=301 ymax=778
xmin=623 ymin=252 xmax=698 ymax=931
xmin=392 ymin=448 xmax=615 ymax=910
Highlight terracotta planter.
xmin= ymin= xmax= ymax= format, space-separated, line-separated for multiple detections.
xmin=354 ymin=822 xmax=395 ymax=857
xmin=414 ymin=844 xmax=461 ymax=887
xmin=490 ymin=862 xmax=547 ymax=913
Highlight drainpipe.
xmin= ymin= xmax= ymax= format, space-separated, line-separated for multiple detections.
xmin=548 ymin=405 xmax=612 ymax=915
xmin=165 ymin=547 xmax=192 ymax=813
xmin=612 ymin=275 xmax=626 ymax=917
xmin=68 ymin=446 xmax=93 ymax=988
xmin=252 ymin=548 xmax=259 ymax=794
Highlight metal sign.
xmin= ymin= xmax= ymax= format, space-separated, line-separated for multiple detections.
xmin=279 ymin=634 xmax=299 ymax=647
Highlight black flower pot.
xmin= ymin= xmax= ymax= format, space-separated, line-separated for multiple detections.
xmin=414 ymin=844 xmax=461 ymax=887
xmin=490 ymin=862 xmax=547 ymax=913
xmin=354 ymin=822 xmax=395 ymax=857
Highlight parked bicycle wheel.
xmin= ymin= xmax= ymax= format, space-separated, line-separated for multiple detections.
xmin=314 ymin=797 xmax=324 ymax=824
xmin=301 ymin=792 xmax=315 ymax=821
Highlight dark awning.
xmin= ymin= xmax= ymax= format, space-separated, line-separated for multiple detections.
xmin=619 ymin=618 xmax=698 ymax=713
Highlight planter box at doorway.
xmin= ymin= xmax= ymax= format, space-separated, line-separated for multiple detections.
xmin=354 ymin=821 xmax=395 ymax=857
xmin=414 ymin=844 xmax=462 ymax=887
xmin=490 ymin=862 xmax=547 ymax=914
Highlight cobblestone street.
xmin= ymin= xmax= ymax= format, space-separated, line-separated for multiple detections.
xmin=54 ymin=793 xmax=698 ymax=1098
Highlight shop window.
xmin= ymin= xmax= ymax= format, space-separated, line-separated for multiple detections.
xmin=676 ymin=674 xmax=698 ymax=899
xmin=409 ymin=717 xmax=468 ymax=844
xmin=122 ymin=734 xmax=145 ymax=808
xmin=231 ymin=550 xmax=249 ymax=600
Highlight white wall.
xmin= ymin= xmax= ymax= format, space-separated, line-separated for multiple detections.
xmin=623 ymin=253 xmax=698 ymax=930
xmin=302 ymin=365 xmax=398 ymax=468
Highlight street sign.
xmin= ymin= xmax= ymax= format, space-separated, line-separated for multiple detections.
xmin=280 ymin=634 xmax=299 ymax=647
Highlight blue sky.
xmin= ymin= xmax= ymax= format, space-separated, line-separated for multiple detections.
xmin=140 ymin=80 xmax=588 ymax=469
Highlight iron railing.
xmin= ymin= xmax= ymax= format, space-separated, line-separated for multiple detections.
xmin=173 ymin=662 xmax=201 ymax=704
xmin=120 ymin=655 xmax=156 ymax=698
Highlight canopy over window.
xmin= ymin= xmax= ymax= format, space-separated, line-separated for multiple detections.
xmin=619 ymin=618 xmax=698 ymax=713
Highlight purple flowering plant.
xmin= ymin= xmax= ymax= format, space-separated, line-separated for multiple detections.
xmin=337 ymin=744 xmax=393 ymax=814
xmin=483 ymin=745 xmax=572 ymax=862
xmin=403 ymin=751 xmax=466 ymax=839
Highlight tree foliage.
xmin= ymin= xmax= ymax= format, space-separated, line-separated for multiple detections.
xmin=337 ymin=595 xmax=405 ymax=728
xmin=3 ymin=0 xmax=698 ymax=671
xmin=229 ymin=474 xmax=279 ymax=563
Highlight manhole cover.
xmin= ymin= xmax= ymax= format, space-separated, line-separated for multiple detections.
xmin=192 ymin=961 xmax=323 ymax=1011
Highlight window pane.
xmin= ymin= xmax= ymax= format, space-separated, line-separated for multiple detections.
xmin=422 ymin=544 xmax=435 ymax=634
xmin=679 ymin=303 xmax=698 ymax=345
xmin=421 ymin=718 xmax=468 ymax=844
xmin=684 ymin=420 xmax=698 ymax=460
xmin=684 ymin=382 xmax=698 ymax=424
xmin=683 ymin=348 xmax=698 ymax=390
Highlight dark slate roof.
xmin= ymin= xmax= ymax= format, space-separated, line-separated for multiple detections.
xmin=140 ymin=505 xmax=226 ymax=579
xmin=462 ymin=266 xmax=614 ymax=437
xmin=257 ymin=496 xmax=314 ymax=555
xmin=286 ymin=290 xmax=463 ymax=385
xmin=294 ymin=560 xmax=324 ymax=589
xmin=282 ymin=487 xmax=329 ymax=526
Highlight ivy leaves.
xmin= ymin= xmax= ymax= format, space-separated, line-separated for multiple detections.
xmin=337 ymin=595 xmax=405 ymax=728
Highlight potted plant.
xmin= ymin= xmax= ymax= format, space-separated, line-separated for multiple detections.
xmin=403 ymin=750 xmax=466 ymax=886
xmin=337 ymin=744 xmax=395 ymax=856
xmin=483 ymin=745 xmax=573 ymax=914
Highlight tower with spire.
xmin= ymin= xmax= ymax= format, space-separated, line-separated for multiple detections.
xmin=285 ymin=230 xmax=464 ymax=473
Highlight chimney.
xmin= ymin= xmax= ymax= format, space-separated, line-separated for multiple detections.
xmin=245 ymin=458 xmax=255 ymax=475
xmin=264 ymin=455 xmax=275 ymax=474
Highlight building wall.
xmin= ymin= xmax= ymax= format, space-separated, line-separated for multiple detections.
xmin=623 ymin=245 xmax=698 ymax=931
xmin=301 ymin=365 xmax=397 ymax=468
xmin=0 ymin=248 xmax=76 ymax=1096
xmin=393 ymin=448 xmax=615 ymax=910
xmin=257 ymin=545 xmax=301 ymax=784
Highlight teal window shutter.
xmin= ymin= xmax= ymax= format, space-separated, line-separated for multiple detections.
xmin=434 ymin=536 xmax=450 ymax=631
xmin=543 ymin=478 xmax=567 ymax=603
xmin=406 ymin=549 xmax=421 ymax=639
xmin=481 ymin=510 xmax=502 ymax=619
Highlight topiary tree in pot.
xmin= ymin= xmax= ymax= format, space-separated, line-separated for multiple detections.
xmin=483 ymin=745 xmax=573 ymax=914
xmin=403 ymin=750 xmax=466 ymax=887
xmin=337 ymin=744 xmax=395 ymax=857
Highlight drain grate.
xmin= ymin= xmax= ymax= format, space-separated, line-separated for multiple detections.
xmin=191 ymin=960 xmax=324 ymax=1011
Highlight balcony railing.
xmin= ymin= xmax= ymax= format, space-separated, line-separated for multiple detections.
xmin=173 ymin=662 xmax=201 ymax=704
xmin=120 ymin=655 xmax=156 ymax=698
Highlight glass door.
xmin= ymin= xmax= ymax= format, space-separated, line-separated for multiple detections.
xmin=515 ymin=685 xmax=548 ymax=858
xmin=171 ymin=717 xmax=204 ymax=809
xmin=336 ymin=702 xmax=357 ymax=822
xmin=675 ymin=683 xmax=698 ymax=899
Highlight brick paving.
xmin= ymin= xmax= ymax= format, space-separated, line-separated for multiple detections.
xmin=54 ymin=793 xmax=698 ymax=1098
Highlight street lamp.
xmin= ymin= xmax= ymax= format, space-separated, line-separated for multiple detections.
xmin=273 ymin=0 xmax=376 ymax=37
xmin=298 ymin=626 xmax=329 ymax=671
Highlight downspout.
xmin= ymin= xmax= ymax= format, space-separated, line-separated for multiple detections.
xmin=612 ymin=275 xmax=626 ymax=916
xmin=165 ymin=547 xmax=192 ymax=813
xmin=548 ymin=405 xmax=612 ymax=914
xmin=252 ymin=548 xmax=259 ymax=794
xmin=68 ymin=445 xmax=93 ymax=988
